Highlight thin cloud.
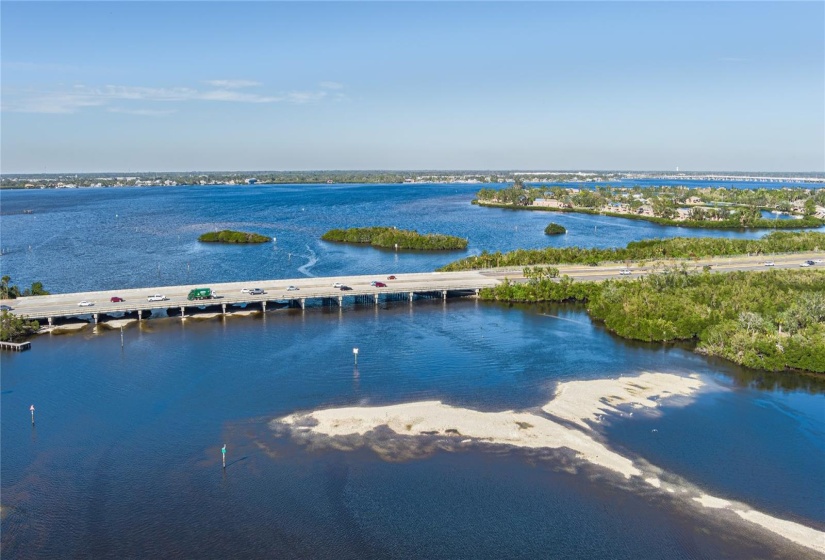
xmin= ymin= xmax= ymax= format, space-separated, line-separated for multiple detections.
xmin=203 ymin=79 xmax=262 ymax=89
xmin=320 ymin=81 xmax=344 ymax=90
xmin=107 ymin=107 xmax=177 ymax=116
xmin=2 ymin=83 xmax=329 ymax=114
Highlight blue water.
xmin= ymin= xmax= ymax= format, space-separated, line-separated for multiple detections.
xmin=2 ymin=183 xmax=819 ymax=293
xmin=1 ymin=185 xmax=824 ymax=559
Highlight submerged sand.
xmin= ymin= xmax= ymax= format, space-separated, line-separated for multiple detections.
xmin=271 ymin=372 xmax=825 ymax=556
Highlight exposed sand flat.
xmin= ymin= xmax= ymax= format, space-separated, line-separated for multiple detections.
xmin=736 ymin=510 xmax=825 ymax=555
xmin=694 ymin=494 xmax=731 ymax=509
xmin=100 ymin=318 xmax=137 ymax=328
xmin=187 ymin=312 xmax=222 ymax=320
xmin=48 ymin=323 xmax=88 ymax=333
xmin=542 ymin=372 xmax=704 ymax=429
xmin=280 ymin=400 xmax=641 ymax=478
xmin=272 ymin=372 xmax=825 ymax=556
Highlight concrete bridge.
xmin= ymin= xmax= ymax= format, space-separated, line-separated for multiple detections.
xmin=3 ymin=251 xmax=821 ymax=328
xmin=3 ymin=270 xmax=505 ymax=327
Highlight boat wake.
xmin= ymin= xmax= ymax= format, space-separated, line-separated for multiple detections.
xmin=297 ymin=245 xmax=318 ymax=277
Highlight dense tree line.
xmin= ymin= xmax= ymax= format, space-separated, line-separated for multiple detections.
xmin=482 ymin=268 xmax=825 ymax=374
xmin=440 ymin=231 xmax=825 ymax=271
xmin=198 ymin=230 xmax=271 ymax=243
xmin=0 ymin=311 xmax=40 ymax=341
xmin=1 ymin=276 xmax=50 ymax=299
xmin=321 ymin=227 xmax=468 ymax=250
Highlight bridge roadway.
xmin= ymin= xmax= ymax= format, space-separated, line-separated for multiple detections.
xmin=2 ymin=252 xmax=822 ymax=323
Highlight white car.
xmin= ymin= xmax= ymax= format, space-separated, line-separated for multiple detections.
xmin=801 ymin=262 xmax=812 ymax=268
xmin=240 ymin=288 xmax=250 ymax=293
xmin=619 ymin=269 xmax=632 ymax=275
xmin=332 ymin=282 xmax=343 ymax=288
xmin=77 ymin=300 xmax=94 ymax=307
xmin=287 ymin=285 xmax=299 ymax=291
xmin=813 ymin=259 xmax=823 ymax=264
xmin=147 ymin=294 xmax=167 ymax=302
xmin=763 ymin=261 xmax=775 ymax=267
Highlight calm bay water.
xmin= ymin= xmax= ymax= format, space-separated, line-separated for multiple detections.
xmin=1 ymin=184 xmax=824 ymax=558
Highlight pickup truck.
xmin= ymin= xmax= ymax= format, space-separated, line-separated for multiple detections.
xmin=147 ymin=294 xmax=168 ymax=302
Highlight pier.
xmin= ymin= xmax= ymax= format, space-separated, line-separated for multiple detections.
xmin=0 ymin=340 xmax=31 ymax=351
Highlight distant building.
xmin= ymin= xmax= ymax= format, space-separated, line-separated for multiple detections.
xmin=245 ymin=178 xmax=258 ymax=185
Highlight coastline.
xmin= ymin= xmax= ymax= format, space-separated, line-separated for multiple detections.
xmin=473 ymin=200 xmax=825 ymax=230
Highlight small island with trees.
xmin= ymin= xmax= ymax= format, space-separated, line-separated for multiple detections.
xmin=198 ymin=230 xmax=271 ymax=244
xmin=474 ymin=182 xmax=825 ymax=229
xmin=321 ymin=227 xmax=468 ymax=251
xmin=544 ymin=223 xmax=566 ymax=235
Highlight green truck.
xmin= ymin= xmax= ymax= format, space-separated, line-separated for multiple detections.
xmin=187 ymin=288 xmax=212 ymax=301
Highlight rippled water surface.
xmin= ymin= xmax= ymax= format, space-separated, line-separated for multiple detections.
xmin=1 ymin=184 xmax=824 ymax=559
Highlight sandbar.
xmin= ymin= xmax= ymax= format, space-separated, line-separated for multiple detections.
xmin=272 ymin=372 xmax=825 ymax=556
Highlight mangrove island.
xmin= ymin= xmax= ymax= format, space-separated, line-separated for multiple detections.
xmin=198 ymin=230 xmax=271 ymax=243
xmin=321 ymin=227 xmax=468 ymax=251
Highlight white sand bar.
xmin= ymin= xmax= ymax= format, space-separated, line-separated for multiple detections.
xmin=280 ymin=400 xmax=641 ymax=478
xmin=272 ymin=372 xmax=825 ymax=556
xmin=542 ymin=372 xmax=704 ymax=430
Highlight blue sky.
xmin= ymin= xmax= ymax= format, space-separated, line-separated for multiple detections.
xmin=1 ymin=1 xmax=823 ymax=173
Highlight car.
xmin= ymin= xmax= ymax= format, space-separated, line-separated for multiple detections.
xmin=387 ymin=275 xmax=397 ymax=280
xmin=78 ymin=301 xmax=94 ymax=307
xmin=374 ymin=281 xmax=387 ymax=288
xmin=339 ymin=285 xmax=352 ymax=291
xmin=619 ymin=269 xmax=632 ymax=275
xmin=332 ymin=282 xmax=344 ymax=288
xmin=110 ymin=296 xmax=124 ymax=302
xmin=0 ymin=305 xmax=13 ymax=312
xmin=249 ymin=288 xmax=265 ymax=295
xmin=147 ymin=294 xmax=167 ymax=302
xmin=240 ymin=288 xmax=250 ymax=293
xmin=287 ymin=285 xmax=299 ymax=291
xmin=813 ymin=259 xmax=823 ymax=264
xmin=763 ymin=261 xmax=775 ymax=267
xmin=801 ymin=262 xmax=812 ymax=267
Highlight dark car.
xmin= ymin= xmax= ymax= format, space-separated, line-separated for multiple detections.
xmin=374 ymin=281 xmax=387 ymax=288
xmin=387 ymin=275 xmax=397 ymax=280
xmin=0 ymin=305 xmax=12 ymax=312
xmin=110 ymin=296 xmax=125 ymax=302
xmin=339 ymin=285 xmax=353 ymax=291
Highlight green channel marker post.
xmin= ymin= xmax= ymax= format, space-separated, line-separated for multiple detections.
xmin=222 ymin=444 xmax=226 ymax=469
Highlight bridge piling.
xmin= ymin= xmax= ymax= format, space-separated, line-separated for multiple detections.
xmin=180 ymin=306 xmax=185 ymax=320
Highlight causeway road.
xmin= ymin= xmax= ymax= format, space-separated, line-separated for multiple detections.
xmin=2 ymin=252 xmax=822 ymax=320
